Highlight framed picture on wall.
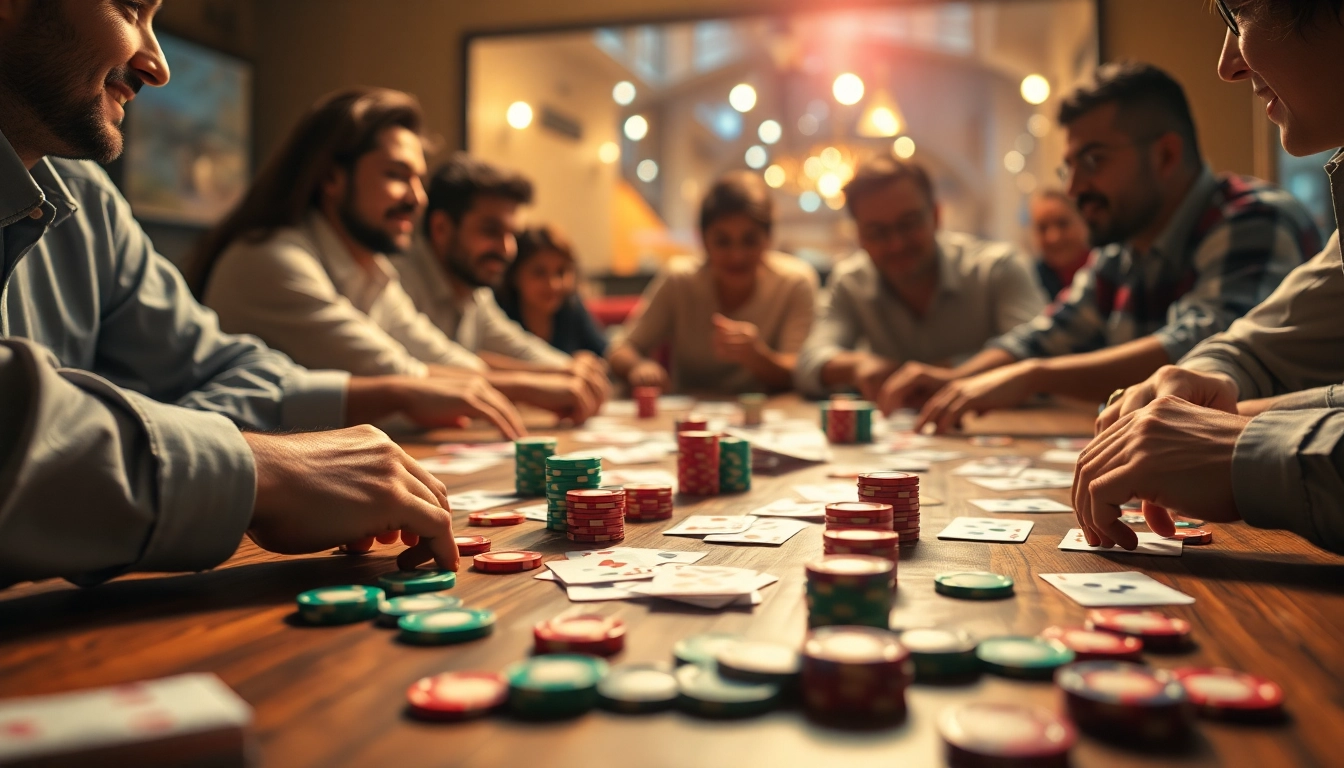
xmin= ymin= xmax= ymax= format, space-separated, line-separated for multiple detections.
xmin=122 ymin=33 xmax=251 ymax=226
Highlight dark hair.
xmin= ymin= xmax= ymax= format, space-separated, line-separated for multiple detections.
xmin=843 ymin=156 xmax=936 ymax=215
xmin=1032 ymin=188 xmax=1079 ymax=209
xmin=698 ymin=171 xmax=774 ymax=235
xmin=189 ymin=87 xmax=425 ymax=294
xmin=1058 ymin=61 xmax=1202 ymax=167
xmin=498 ymin=224 xmax=577 ymax=309
xmin=1277 ymin=0 xmax=1344 ymax=33
xmin=423 ymin=153 xmax=534 ymax=235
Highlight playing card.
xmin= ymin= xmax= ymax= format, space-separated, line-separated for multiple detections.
xmin=446 ymin=490 xmax=523 ymax=512
xmin=418 ymin=455 xmax=508 ymax=475
xmin=952 ymin=457 xmax=1031 ymax=477
xmin=603 ymin=469 xmax=678 ymax=488
xmin=663 ymin=516 xmax=757 ymax=536
xmin=747 ymin=499 xmax=827 ymax=519
xmin=1053 ymin=437 xmax=1091 ymax=450
xmin=967 ymin=469 xmax=1073 ymax=491
xmin=724 ymin=426 xmax=831 ymax=463
xmin=627 ymin=573 xmax=778 ymax=608
xmin=570 ymin=429 xmax=651 ymax=445
xmin=565 ymin=548 xmax=708 ymax=565
xmin=828 ymin=459 xmax=930 ymax=475
xmin=879 ymin=449 xmax=967 ymax=463
xmin=545 ymin=558 xmax=659 ymax=586
xmin=516 ymin=503 xmax=548 ymax=522
xmin=1039 ymin=571 xmax=1196 ymax=607
xmin=937 ymin=517 xmax=1034 ymax=543
xmin=563 ymin=583 xmax=643 ymax=602
xmin=970 ymin=498 xmax=1073 ymax=513
xmin=792 ymin=483 xmax=858 ymax=503
xmin=628 ymin=565 xmax=761 ymax=597
xmin=562 ymin=443 xmax=673 ymax=465
xmin=1040 ymin=448 xmax=1083 ymax=464
xmin=1058 ymin=528 xmax=1183 ymax=556
xmin=433 ymin=441 xmax=515 ymax=457
xmin=705 ymin=518 xmax=809 ymax=545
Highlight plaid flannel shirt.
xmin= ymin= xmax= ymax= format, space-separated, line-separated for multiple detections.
xmin=989 ymin=169 xmax=1322 ymax=362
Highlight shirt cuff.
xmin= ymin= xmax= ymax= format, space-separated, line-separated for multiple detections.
xmin=1153 ymin=328 xmax=1197 ymax=367
xmin=986 ymin=333 xmax=1031 ymax=360
xmin=1179 ymin=353 xmax=1254 ymax=400
xmin=1232 ymin=409 xmax=1341 ymax=536
xmin=279 ymin=368 xmax=350 ymax=430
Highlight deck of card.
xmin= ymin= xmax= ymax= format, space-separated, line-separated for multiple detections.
xmin=704 ymin=518 xmax=808 ymax=545
xmin=970 ymin=498 xmax=1073 ymax=513
xmin=1040 ymin=571 xmax=1196 ymax=606
xmin=1059 ymin=528 xmax=1182 ymax=556
xmin=937 ymin=517 xmax=1034 ymax=543
xmin=663 ymin=516 xmax=756 ymax=536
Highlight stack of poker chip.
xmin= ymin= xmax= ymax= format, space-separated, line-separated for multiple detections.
xmin=533 ymin=614 xmax=627 ymax=656
xmin=514 ymin=437 xmax=556 ymax=497
xmin=566 ymin=487 xmax=626 ymax=543
xmin=939 ymin=702 xmax=1076 ymax=767
xmin=820 ymin=399 xmax=875 ymax=444
xmin=738 ymin=393 xmax=765 ymax=426
xmin=506 ymin=654 xmax=610 ymax=719
xmin=675 ymin=662 xmax=782 ymax=718
xmin=857 ymin=472 xmax=920 ymax=544
xmin=674 ymin=414 xmax=708 ymax=435
xmin=677 ymin=430 xmax=720 ymax=496
xmin=1056 ymin=661 xmax=1195 ymax=742
xmin=804 ymin=554 xmax=896 ymax=629
xmin=634 ymin=386 xmax=660 ymax=419
xmin=545 ymin=455 xmax=603 ymax=531
xmin=824 ymin=501 xmax=894 ymax=532
xmin=718 ymin=436 xmax=751 ymax=493
xmin=801 ymin=626 xmax=912 ymax=724
xmin=823 ymin=528 xmax=899 ymax=562
xmin=625 ymin=483 xmax=674 ymax=521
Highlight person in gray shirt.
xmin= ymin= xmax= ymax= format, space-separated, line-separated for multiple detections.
xmin=1079 ymin=0 xmax=1344 ymax=555
xmin=794 ymin=157 xmax=1046 ymax=398
xmin=0 ymin=0 xmax=525 ymax=588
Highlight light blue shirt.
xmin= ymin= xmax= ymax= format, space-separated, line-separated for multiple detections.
xmin=0 ymin=129 xmax=348 ymax=587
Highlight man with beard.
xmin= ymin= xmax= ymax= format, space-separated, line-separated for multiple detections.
xmin=200 ymin=90 xmax=602 ymax=424
xmin=880 ymin=62 xmax=1320 ymax=432
xmin=394 ymin=155 xmax=610 ymax=398
xmin=0 ymin=2 xmax=530 ymax=586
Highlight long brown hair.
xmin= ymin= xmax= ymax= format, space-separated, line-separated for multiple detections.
xmin=187 ymin=87 xmax=425 ymax=294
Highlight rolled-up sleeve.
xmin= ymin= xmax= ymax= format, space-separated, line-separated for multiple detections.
xmin=989 ymin=253 xmax=1109 ymax=361
xmin=1233 ymin=408 xmax=1344 ymax=555
xmin=794 ymin=281 xmax=860 ymax=396
xmin=0 ymin=339 xmax=254 ymax=587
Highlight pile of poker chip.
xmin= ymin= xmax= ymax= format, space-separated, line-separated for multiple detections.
xmin=624 ymin=483 xmax=674 ymax=521
xmin=514 ymin=437 xmax=556 ymax=497
xmin=801 ymin=626 xmax=912 ymax=724
xmin=677 ymin=430 xmax=720 ymax=496
xmin=857 ymin=471 xmax=920 ymax=543
xmin=674 ymin=414 xmax=707 ymax=435
xmin=738 ymin=393 xmax=765 ymax=426
xmin=718 ymin=436 xmax=751 ymax=493
xmin=545 ymin=455 xmax=603 ymax=531
xmin=820 ymin=399 xmax=875 ymax=444
xmin=804 ymin=554 xmax=896 ymax=629
xmin=566 ymin=487 xmax=626 ymax=543
xmin=824 ymin=501 xmax=894 ymax=532
xmin=823 ymin=528 xmax=899 ymax=562
xmin=634 ymin=386 xmax=659 ymax=418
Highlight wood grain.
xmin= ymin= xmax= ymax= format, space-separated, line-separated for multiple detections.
xmin=3 ymin=396 xmax=1343 ymax=768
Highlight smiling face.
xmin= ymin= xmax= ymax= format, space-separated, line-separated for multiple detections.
xmin=432 ymin=195 xmax=523 ymax=289
xmin=850 ymin=176 xmax=940 ymax=287
xmin=1061 ymin=103 xmax=1166 ymax=247
xmin=1216 ymin=2 xmax=1344 ymax=157
xmin=703 ymin=213 xmax=768 ymax=294
xmin=0 ymin=0 xmax=170 ymax=163
xmin=329 ymin=125 xmax=427 ymax=255
xmin=514 ymin=247 xmax=576 ymax=317
xmin=1030 ymin=194 xmax=1090 ymax=270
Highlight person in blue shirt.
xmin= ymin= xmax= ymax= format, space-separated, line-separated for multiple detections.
xmin=495 ymin=225 xmax=608 ymax=358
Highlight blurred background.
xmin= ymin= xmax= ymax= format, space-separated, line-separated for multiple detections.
xmin=118 ymin=0 xmax=1336 ymax=304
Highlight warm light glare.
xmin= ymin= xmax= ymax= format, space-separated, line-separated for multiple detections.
xmin=598 ymin=141 xmax=620 ymax=164
xmin=1028 ymin=114 xmax=1052 ymax=138
xmin=817 ymin=172 xmax=843 ymax=198
xmin=1004 ymin=150 xmax=1026 ymax=174
xmin=824 ymin=193 xmax=846 ymax=210
xmin=624 ymin=115 xmax=649 ymax=141
xmin=797 ymin=114 xmax=820 ymax=136
xmin=612 ymin=81 xmax=637 ymax=106
xmin=893 ymin=136 xmax=916 ymax=159
xmin=1016 ymin=134 xmax=1036 ymax=155
xmin=833 ymin=73 xmax=865 ymax=106
xmin=799 ymin=191 xmax=822 ymax=212
xmin=758 ymin=120 xmax=782 ymax=144
xmin=867 ymin=107 xmax=901 ymax=137
xmin=636 ymin=159 xmax=659 ymax=182
xmin=820 ymin=146 xmax=842 ymax=169
xmin=744 ymin=145 xmax=769 ymax=170
xmin=1016 ymin=172 xmax=1039 ymax=194
xmin=729 ymin=83 xmax=758 ymax=113
xmin=506 ymin=101 xmax=533 ymax=130
xmin=803 ymin=156 xmax=824 ymax=179
xmin=1020 ymin=74 xmax=1051 ymax=106
xmin=763 ymin=164 xmax=786 ymax=188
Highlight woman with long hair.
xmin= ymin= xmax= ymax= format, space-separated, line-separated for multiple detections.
xmin=495 ymin=225 xmax=608 ymax=357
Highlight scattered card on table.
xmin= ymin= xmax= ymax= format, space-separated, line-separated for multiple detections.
xmin=705 ymin=518 xmax=809 ymax=545
xmin=968 ymin=469 xmax=1073 ymax=491
xmin=792 ymin=483 xmax=858 ymax=503
xmin=663 ymin=516 xmax=756 ymax=536
xmin=748 ymin=499 xmax=827 ymax=519
xmin=565 ymin=548 xmax=708 ymax=565
xmin=516 ymin=503 xmax=548 ymax=522
xmin=418 ymin=455 xmax=508 ymax=475
xmin=1040 ymin=571 xmax=1195 ymax=606
xmin=1058 ymin=528 xmax=1182 ymax=556
xmin=952 ymin=457 xmax=1031 ymax=477
xmin=1040 ymin=448 xmax=1083 ymax=464
xmin=446 ymin=490 xmax=523 ymax=512
xmin=970 ymin=497 xmax=1073 ymax=513
xmin=628 ymin=573 xmax=779 ymax=608
xmin=545 ymin=558 xmax=658 ymax=586
xmin=630 ymin=565 xmax=761 ymax=597
xmin=937 ymin=517 xmax=1034 ymax=543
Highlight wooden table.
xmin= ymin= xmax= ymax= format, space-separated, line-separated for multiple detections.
xmin=3 ymin=397 xmax=1344 ymax=768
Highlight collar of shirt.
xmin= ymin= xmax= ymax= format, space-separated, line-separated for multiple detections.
xmin=405 ymin=236 xmax=475 ymax=318
xmin=0 ymin=128 xmax=78 ymax=229
xmin=303 ymin=210 xmax=396 ymax=308
xmin=1326 ymin=148 xmax=1344 ymax=233
xmin=932 ymin=235 xmax=966 ymax=298
xmin=1146 ymin=165 xmax=1219 ymax=263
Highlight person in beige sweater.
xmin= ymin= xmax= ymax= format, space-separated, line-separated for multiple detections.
xmin=607 ymin=172 xmax=819 ymax=394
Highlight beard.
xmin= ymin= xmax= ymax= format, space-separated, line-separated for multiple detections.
xmin=1078 ymin=168 xmax=1164 ymax=248
xmin=338 ymin=189 xmax=412 ymax=255
xmin=0 ymin=2 xmax=141 ymax=163
xmin=443 ymin=233 xmax=508 ymax=289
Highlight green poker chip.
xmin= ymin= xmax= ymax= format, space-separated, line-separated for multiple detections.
xmin=934 ymin=571 xmax=1015 ymax=600
xmin=976 ymin=636 xmax=1075 ymax=680
xmin=377 ymin=568 xmax=457 ymax=595
xmin=597 ymin=664 xmax=680 ymax=714
xmin=296 ymin=585 xmax=384 ymax=625
xmin=546 ymin=456 xmax=602 ymax=470
xmin=397 ymin=607 xmax=495 ymax=645
xmin=674 ymin=633 xmax=745 ymax=666
xmin=506 ymin=654 xmax=609 ymax=719
xmin=898 ymin=628 xmax=981 ymax=680
xmin=675 ymin=663 xmax=781 ymax=718
xmin=376 ymin=593 xmax=462 ymax=627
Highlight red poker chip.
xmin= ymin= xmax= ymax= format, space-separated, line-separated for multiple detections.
xmin=826 ymin=524 xmax=894 ymax=534
xmin=467 ymin=510 xmax=525 ymax=526
xmin=824 ymin=516 xmax=892 ymax=526
xmin=566 ymin=532 xmax=625 ymax=542
xmin=1171 ymin=667 xmax=1285 ymax=720
xmin=473 ymin=550 xmax=543 ymax=573
xmin=625 ymin=483 xmax=673 ymax=494
xmin=567 ymin=504 xmax=626 ymax=516
xmin=939 ymin=702 xmax=1075 ymax=764
xmin=826 ymin=502 xmax=892 ymax=515
xmin=567 ymin=526 xmax=627 ymax=537
xmin=1085 ymin=609 xmax=1191 ymax=650
xmin=565 ymin=516 xmax=626 ymax=527
xmin=824 ymin=529 xmax=900 ymax=546
xmin=857 ymin=471 xmax=920 ymax=487
xmin=626 ymin=514 xmax=674 ymax=522
xmin=1168 ymin=528 xmax=1213 ymax=545
xmin=567 ymin=489 xmax=625 ymax=501
xmin=1041 ymin=626 xmax=1143 ymax=661
xmin=534 ymin=614 xmax=627 ymax=656
xmin=454 ymin=534 xmax=492 ymax=556
xmin=806 ymin=555 xmax=895 ymax=584
xmin=406 ymin=671 xmax=508 ymax=721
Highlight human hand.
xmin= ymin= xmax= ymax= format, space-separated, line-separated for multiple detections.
xmin=628 ymin=359 xmax=669 ymax=390
xmin=569 ymin=351 xmax=612 ymax=407
xmin=347 ymin=374 xmax=526 ymax=439
xmin=512 ymin=372 xmax=600 ymax=425
xmin=853 ymin=355 xmax=899 ymax=402
xmin=877 ymin=361 xmax=959 ymax=414
xmin=915 ymin=361 xmax=1038 ymax=433
xmin=1072 ymin=396 xmax=1247 ymax=550
xmin=1095 ymin=365 xmax=1239 ymax=434
xmin=244 ymin=426 xmax=459 ymax=570
xmin=711 ymin=314 xmax=763 ymax=364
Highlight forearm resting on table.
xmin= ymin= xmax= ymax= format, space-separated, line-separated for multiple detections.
xmin=1238 ymin=386 xmax=1339 ymax=417
xmin=950 ymin=347 xmax=1018 ymax=378
xmin=477 ymin=351 xmax=568 ymax=373
xmin=606 ymin=342 xmax=645 ymax=379
xmin=1029 ymin=336 xmax=1171 ymax=401
xmin=742 ymin=348 xmax=797 ymax=392
xmin=819 ymin=351 xmax=870 ymax=389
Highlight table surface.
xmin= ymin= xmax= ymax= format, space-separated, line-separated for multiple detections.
xmin=3 ymin=397 xmax=1344 ymax=768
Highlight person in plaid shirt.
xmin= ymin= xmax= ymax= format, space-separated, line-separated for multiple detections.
xmin=880 ymin=62 xmax=1321 ymax=431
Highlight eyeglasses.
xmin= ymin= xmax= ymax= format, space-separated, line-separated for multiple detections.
xmin=1215 ymin=0 xmax=1240 ymax=36
xmin=1056 ymin=137 xmax=1163 ymax=183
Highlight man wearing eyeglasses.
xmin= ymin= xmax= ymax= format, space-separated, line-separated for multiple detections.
xmin=794 ymin=157 xmax=1046 ymax=398
xmin=879 ymin=61 xmax=1320 ymax=432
